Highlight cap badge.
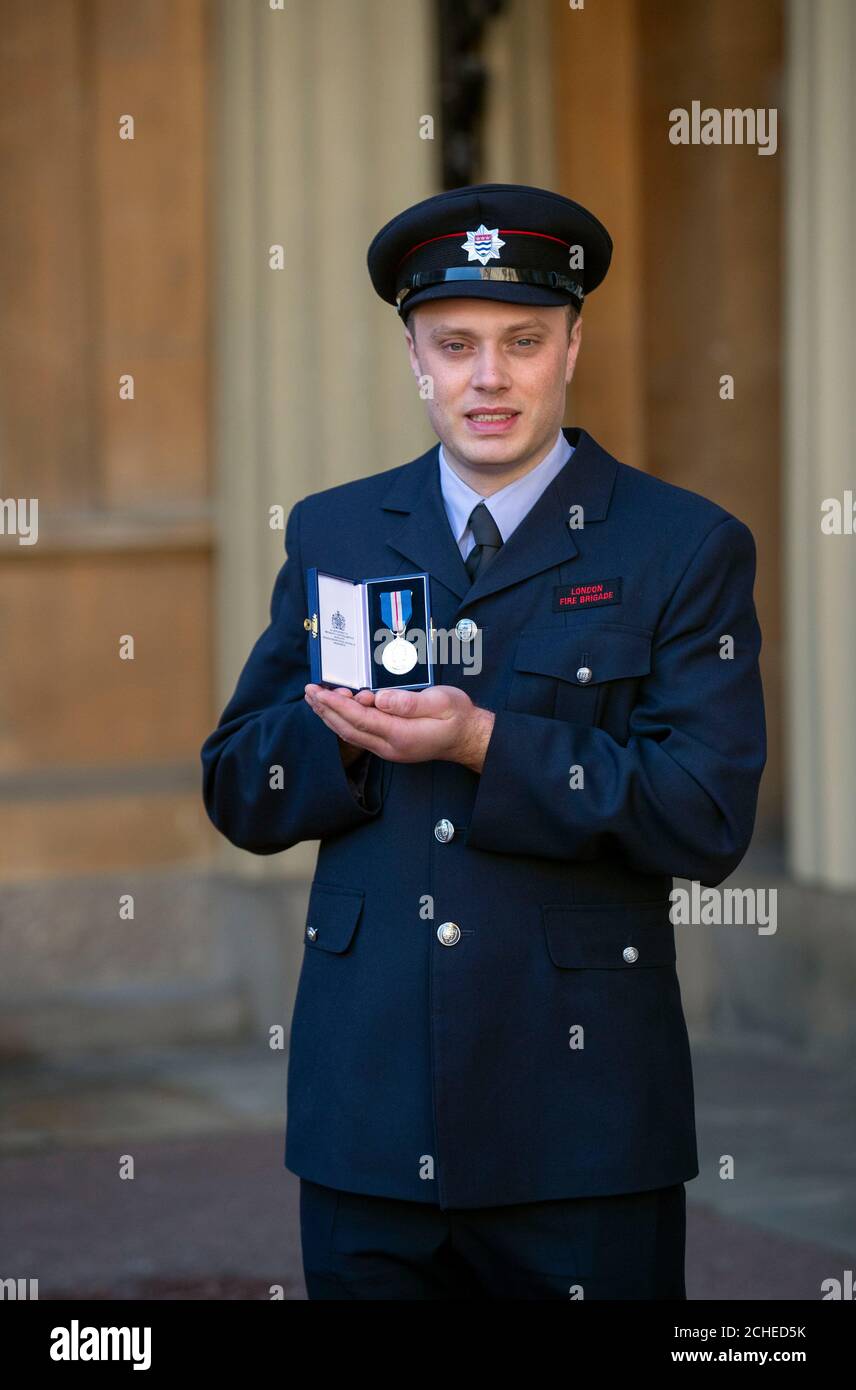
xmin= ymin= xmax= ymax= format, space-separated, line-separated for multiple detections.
xmin=461 ymin=224 xmax=505 ymax=265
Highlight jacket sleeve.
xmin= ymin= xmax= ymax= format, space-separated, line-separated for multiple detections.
xmin=466 ymin=516 xmax=767 ymax=886
xmin=344 ymin=749 xmax=373 ymax=805
xmin=200 ymin=499 xmax=386 ymax=853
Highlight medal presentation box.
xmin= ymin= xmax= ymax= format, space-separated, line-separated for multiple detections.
xmin=303 ymin=568 xmax=435 ymax=692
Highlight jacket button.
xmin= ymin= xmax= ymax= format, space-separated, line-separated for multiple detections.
xmin=576 ymin=666 xmax=593 ymax=684
xmin=437 ymin=921 xmax=461 ymax=946
xmin=434 ymin=818 xmax=455 ymax=842
xmin=622 ymin=946 xmax=638 ymax=963
xmin=455 ymin=617 xmax=478 ymax=642
xmin=307 ymin=926 xmax=318 ymax=941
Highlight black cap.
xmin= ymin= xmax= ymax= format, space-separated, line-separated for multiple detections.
xmin=367 ymin=182 xmax=612 ymax=322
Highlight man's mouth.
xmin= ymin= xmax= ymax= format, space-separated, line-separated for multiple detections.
xmin=464 ymin=409 xmax=520 ymax=433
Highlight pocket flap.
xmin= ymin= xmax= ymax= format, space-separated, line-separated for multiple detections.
xmin=541 ymin=901 xmax=676 ymax=968
xmin=513 ymin=624 xmax=652 ymax=685
xmin=304 ymin=883 xmax=365 ymax=954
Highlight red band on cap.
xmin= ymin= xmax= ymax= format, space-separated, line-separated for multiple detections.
xmin=395 ymin=228 xmax=571 ymax=272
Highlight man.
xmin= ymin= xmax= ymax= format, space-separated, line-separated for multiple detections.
xmin=200 ymin=183 xmax=767 ymax=1299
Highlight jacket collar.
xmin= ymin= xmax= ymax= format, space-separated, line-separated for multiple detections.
xmin=380 ymin=426 xmax=619 ymax=606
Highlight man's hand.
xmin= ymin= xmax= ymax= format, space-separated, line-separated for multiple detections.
xmin=304 ymin=683 xmax=496 ymax=773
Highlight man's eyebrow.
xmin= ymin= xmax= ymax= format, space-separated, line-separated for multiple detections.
xmin=427 ymin=318 xmax=549 ymax=339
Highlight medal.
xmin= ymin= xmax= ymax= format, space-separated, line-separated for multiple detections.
xmin=379 ymin=589 xmax=418 ymax=674
xmin=382 ymin=638 xmax=418 ymax=674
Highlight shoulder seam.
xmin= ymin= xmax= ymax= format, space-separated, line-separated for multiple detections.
xmin=654 ymin=515 xmax=745 ymax=641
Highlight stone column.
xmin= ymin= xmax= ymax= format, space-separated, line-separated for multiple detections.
xmin=212 ymin=0 xmax=436 ymax=878
xmin=785 ymin=0 xmax=856 ymax=886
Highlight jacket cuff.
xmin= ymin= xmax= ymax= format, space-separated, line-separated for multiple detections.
xmin=295 ymin=702 xmax=386 ymax=836
xmin=466 ymin=709 xmax=535 ymax=854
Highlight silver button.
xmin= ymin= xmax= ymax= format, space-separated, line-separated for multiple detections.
xmin=437 ymin=921 xmax=461 ymax=946
xmin=622 ymin=946 xmax=638 ymax=963
xmin=434 ymin=818 xmax=455 ymax=843
xmin=307 ymin=925 xmax=318 ymax=941
xmin=455 ymin=617 xmax=478 ymax=642
xmin=576 ymin=666 xmax=593 ymax=684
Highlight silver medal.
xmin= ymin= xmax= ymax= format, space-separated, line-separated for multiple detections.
xmin=381 ymin=636 xmax=418 ymax=674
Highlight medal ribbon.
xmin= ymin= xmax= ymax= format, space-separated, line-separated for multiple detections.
xmin=380 ymin=589 xmax=412 ymax=633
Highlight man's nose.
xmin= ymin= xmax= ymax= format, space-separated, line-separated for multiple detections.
xmin=469 ymin=348 xmax=511 ymax=389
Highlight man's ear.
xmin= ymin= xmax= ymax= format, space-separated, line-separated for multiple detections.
xmin=565 ymin=313 xmax=583 ymax=385
xmin=404 ymin=317 xmax=421 ymax=377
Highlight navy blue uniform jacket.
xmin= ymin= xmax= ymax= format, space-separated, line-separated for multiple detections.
xmin=200 ymin=426 xmax=766 ymax=1209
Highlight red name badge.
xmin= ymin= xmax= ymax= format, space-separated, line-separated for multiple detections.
xmin=552 ymin=578 xmax=622 ymax=611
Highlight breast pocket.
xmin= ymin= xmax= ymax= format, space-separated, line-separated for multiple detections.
xmin=541 ymin=901 xmax=676 ymax=969
xmin=504 ymin=622 xmax=652 ymax=726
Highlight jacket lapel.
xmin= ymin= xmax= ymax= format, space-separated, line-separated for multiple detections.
xmin=381 ymin=427 xmax=619 ymax=607
xmin=380 ymin=442 xmax=472 ymax=600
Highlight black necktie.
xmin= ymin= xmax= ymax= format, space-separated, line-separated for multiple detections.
xmin=465 ymin=500 xmax=503 ymax=582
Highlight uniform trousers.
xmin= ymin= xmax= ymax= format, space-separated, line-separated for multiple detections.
xmin=299 ymin=1177 xmax=686 ymax=1300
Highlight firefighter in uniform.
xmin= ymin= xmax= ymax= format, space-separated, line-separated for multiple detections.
xmin=200 ymin=183 xmax=767 ymax=1299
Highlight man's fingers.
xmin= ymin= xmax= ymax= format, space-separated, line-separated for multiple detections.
xmin=305 ymin=687 xmax=404 ymax=755
xmin=312 ymin=688 xmax=391 ymax=731
xmin=374 ymin=688 xmax=418 ymax=715
xmin=373 ymin=686 xmax=462 ymax=721
xmin=305 ymin=683 xmax=354 ymax=698
xmin=304 ymin=684 xmax=373 ymax=704
xmin=310 ymin=699 xmax=392 ymax=759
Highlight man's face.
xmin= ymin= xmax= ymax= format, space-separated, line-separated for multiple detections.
xmin=404 ymin=298 xmax=582 ymax=475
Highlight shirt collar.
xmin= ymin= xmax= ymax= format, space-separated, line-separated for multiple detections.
xmin=437 ymin=428 xmax=573 ymax=545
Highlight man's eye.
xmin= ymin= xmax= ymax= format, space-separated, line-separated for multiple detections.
xmin=439 ymin=338 xmax=539 ymax=352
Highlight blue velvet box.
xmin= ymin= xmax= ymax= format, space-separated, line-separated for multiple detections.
xmin=304 ymin=567 xmax=435 ymax=692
